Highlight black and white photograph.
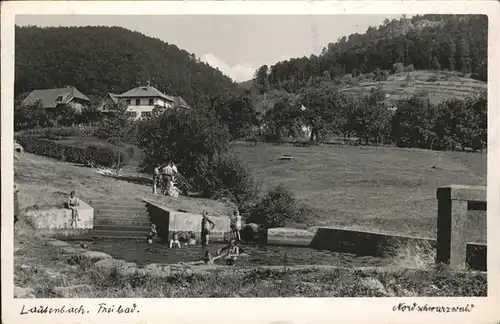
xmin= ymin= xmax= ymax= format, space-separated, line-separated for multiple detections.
xmin=2 ymin=2 xmax=498 ymax=321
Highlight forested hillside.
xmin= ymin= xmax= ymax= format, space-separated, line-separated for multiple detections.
xmin=15 ymin=26 xmax=240 ymax=105
xmin=252 ymin=14 xmax=487 ymax=93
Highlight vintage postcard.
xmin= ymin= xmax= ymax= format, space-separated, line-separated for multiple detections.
xmin=1 ymin=1 xmax=499 ymax=323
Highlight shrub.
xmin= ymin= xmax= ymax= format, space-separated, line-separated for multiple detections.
xmin=392 ymin=62 xmax=404 ymax=74
xmin=342 ymin=74 xmax=352 ymax=86
xmin=248 ymin=184 xmax=306 ymax=228
xmin=404 ymin=64 xmax=415 ymax=72
xmin=381 ymin=70 xmax=390 ymax=80
xmin=15 ymin=126 xmax=97 ymax=139
xmin=364 ymin=72 xmax=374 ymax=80
xmin=15 ymin=135 xmax=128 ymax=168
xmin=193 ymin=154 xmax=260 ymax=208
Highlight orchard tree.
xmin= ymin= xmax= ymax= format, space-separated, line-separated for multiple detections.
xmin=300 ymin=85 xmax=346 ymax=143
xmin=263 ymin=96 xmax=303 ymax=143
xmin=391 ymin=94 xmax=437 ymax=148
xmin=94 ymin=99 xmax=133 ymax=175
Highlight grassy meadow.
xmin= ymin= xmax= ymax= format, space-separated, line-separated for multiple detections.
xmin=232 ymin=142 xmax=486 ymax=241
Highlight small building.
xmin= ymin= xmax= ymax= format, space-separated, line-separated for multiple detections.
xmin=22 ymin=86 xmax=91 ymax=112
xmin=97 ymin=83 xmax=187 ymax=120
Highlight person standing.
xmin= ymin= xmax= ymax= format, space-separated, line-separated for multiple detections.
xmin=162 ymin=162 xmax=174 ymax=195
xmin=67 ymin=190 xmax=81 ymax=227
xmin=153 ymin=165 xmax=160 ymax=195
xmin=201 ymin=211 xmax=215 ymax=247
xmin=231 ymin=209 xmax=242 ymax=242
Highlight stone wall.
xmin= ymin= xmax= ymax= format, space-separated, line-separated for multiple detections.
xmin=24 ymin=199 xmax=94 ymax=236
xmin=261 ymin=226 xmax=486 ymax=271
xmin=143 ymin=198 xmax=231 ymax=242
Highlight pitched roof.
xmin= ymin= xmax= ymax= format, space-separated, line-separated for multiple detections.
xmin=174 ymin=96 xmax=190 ymax=108
xmin=108 ymin=93 xmax=119 ymax=104
xmin=117 ymin=86 xmax=175 ymax=102
xmin=22 ymin=87 xmax=90 ymax=109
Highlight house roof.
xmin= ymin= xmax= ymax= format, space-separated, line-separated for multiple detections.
xmin=108 ymin=93 xmax=120 ymax=104
xmin=22 ymin=87 xmax=90 ymax=109
xmin=174 ymin=96 xmax=190 ymax=108
xmin=117 ymin=86 xmax=175 ymax=102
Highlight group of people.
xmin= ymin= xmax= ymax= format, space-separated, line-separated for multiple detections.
xmin=153 ymin=161 xmax=180 ymax=197
xmin=146 ymin=209 xmax=244 ymax=265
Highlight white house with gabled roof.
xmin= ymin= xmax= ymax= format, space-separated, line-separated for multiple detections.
xmin=97 ymin=82 xmax=188 ymax=120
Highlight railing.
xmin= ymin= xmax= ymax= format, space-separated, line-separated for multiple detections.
xmin=436 ymin=185 xmax=487 ymax=270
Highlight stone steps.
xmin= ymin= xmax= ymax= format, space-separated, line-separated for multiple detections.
xmin=93 ymin=225 xmax=149 ymax=232
xmin=84 ymin=198 xmax=151 ymax=239
xmin=93 ymin=218 xmax=150 ymax=227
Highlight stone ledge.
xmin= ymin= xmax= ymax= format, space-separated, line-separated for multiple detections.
xmin=437 ymin=185 xmax=486 ymax=202
xmin=24 ymin=199 xmax=94 ymax=231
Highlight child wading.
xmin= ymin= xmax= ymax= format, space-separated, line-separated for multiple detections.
xmin=67 ymin=191 xmax=81 ymax=227
xmin=185 ymin=232 xmax=197 ymax=246
xmin=147 ymin=223 xmax=157 ymax=244
xmin=169 ymin=233 xmax=182 ymax=248
xmin=217 ymin=239 xmax=240 ymax=265
xmin=201 ymin=211 xmax=215 ymax=247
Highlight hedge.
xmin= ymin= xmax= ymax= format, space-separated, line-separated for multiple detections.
xmin=16 ymin=135 xmax=128 ymax=168
xmin=15 ymin=126 xmax=97 ymax=139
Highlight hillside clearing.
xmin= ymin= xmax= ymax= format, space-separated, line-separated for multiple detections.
xmin=15 ymin=152 xmax=233 ymax=216
xmin=232 ymin=142 xmax=486 ymax=241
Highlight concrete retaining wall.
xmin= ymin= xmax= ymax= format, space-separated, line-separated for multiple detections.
xmin=261 ymin=226 xmax=486 ymax=271
xmin=143 ymin=198 xmax=231 ymax=242
xmin=24 ymin=200 xmax=94 ymax=236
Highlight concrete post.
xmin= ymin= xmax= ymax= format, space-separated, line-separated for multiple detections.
xmin=436 ymin=185 xmax=486 ymax=270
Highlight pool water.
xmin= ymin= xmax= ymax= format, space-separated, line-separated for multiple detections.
xmin=75 ymin=239 xmax=390 ymax=267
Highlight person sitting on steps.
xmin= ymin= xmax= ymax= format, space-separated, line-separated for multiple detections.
xmin=147 ymin=223 xmax=157 ymax=244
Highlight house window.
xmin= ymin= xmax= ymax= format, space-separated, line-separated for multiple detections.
xmin=135 ymin=99 xmax=141 ymax=106
xmin=126 ymin=111 xmax=137 ymax=118
xmin=56 ymin=95 xmax=63 ymax=102
xmin=142 ymin=111 xmax=152 ymax=118
xmin=126 ymin=99 xmax=131 ymax=105
xmin=148 ymin=98 xmax=154 ymax=106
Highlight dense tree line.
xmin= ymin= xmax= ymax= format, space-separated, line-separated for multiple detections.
xmin=15 ymin=26 xmax=241 ymax=105
xmin=261 ymin=84 xmax=487 ymax=152
xmin=256 ymin=14 xmax=487 ymax=91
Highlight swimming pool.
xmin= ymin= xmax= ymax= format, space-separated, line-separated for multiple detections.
xmin=71 ymin=239 xmax=390 ymax=267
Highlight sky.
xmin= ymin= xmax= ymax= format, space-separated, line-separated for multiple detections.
xmin=16 ymin=15 xmax=402 ymax=82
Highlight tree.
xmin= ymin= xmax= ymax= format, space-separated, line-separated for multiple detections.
xmin=445 ymin=36 xmax=456 ymax=71
xmin=391 ymin=94 xmax=437 ymax=148
xmin=392 ymin=62 xmax=404 ymax=74
xmin=263 ymin=96 xmax=303 ymax=143
xmin=300 ymin=85 xmax=346 ymax=143
xmin=457 ymin=37 xmax=471 ymax=73
xmin=350 ymin=89 xmax=391 ymax=145
xmin=254 ymin=65 xmax=270 ymax=95
xmin=94 ymin=99 xmax=133 ymax=174
xmin=136 ymin=108 xmax=259 ymax=206
xmin=14 ymin=100 xmax=49 ymax=130
xmin=79 ymin=105 xmax=104 ymax=126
